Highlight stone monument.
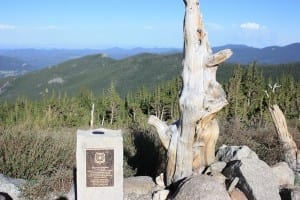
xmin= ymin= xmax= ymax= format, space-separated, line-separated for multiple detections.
xmin=76 ymin=128 xmax=123 ymax=200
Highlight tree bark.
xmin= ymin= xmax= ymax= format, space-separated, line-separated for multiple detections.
xmin=269 ymin=104 xmax=300 ymax=173
xmin=148 ymin=0 xmax=232 ymax=185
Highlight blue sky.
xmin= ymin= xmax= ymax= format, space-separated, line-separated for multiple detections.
xmin=0 ymin=0 xmax=299 ymax=49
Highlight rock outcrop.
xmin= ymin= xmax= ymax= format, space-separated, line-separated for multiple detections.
xmin=222 ymin=159 xmax=281 ymax=200
xmin=2 ymin=145 xmax=298 ymax=200
xmin=166 ymin=145 xmax=293 ymax=200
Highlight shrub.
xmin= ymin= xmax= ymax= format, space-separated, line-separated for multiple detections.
xmin=0 ymin=127 xmax=75 ymax=199
xmin=22 ymin=169 xmax=73 ymax=200
xmin=218 ymin=120 xmax=284 ymax=165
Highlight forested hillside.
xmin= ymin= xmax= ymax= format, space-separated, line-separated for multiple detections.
xmin=1 ymin=62 xmax=299 ymax=130
xmin=0 ymin=53 xmax=182 ymax=99
xmin=1 ymin=52 xmax=300 ymax=100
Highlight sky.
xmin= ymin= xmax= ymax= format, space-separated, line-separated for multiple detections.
xmin=0 ymin=0 xmax=300 ymax=49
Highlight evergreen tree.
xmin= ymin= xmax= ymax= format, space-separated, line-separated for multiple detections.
xmin=102 ymin=81 xmax=122 ymax=126
xmin=226 ymin=65 xmax=246 ymax=122
xmin=242 ymin=62 xmax=265 ymax=126
xmin=277 ymin=75 xmax=298 ymax=119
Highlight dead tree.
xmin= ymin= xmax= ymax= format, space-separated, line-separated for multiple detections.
xmin=148 ymin=0 xmax=232 ymax=185
xmin=269 ymin=104 xmax=300 ymax=173
xmin=266 ymin=84 xmax=300 ymax=173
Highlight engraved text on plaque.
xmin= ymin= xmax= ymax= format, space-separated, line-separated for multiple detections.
xmin=86 ymin=149 xmax=114 ymax=187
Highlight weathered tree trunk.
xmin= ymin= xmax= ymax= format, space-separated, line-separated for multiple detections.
xmin=269 ymin=104 xmax=300 ymax=173
xmin=148 ymin=0 xmax=232 ymax=185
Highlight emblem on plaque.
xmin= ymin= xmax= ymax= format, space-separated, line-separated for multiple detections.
xmin=95 ymin=152 xmax=106 ymax=164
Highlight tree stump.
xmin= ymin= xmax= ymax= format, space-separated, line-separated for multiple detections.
xmin=148 ymin=0 xmax=232 ymax=185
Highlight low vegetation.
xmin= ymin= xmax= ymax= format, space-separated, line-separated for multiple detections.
xmin=0 ymin=127 xmax=75 ymax=199
xmin=0 ymin=62 xmax=299 ymax=198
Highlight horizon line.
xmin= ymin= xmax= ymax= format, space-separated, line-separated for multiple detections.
xmin=0 ymin=42 xmax=300 ymax=50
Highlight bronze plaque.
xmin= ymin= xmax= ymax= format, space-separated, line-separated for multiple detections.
xmin=86 ymin=149 xmax=114 ymax=187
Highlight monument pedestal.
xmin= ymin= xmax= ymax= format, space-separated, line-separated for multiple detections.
xmin=76 ymin=128 xmax=123 ymax=200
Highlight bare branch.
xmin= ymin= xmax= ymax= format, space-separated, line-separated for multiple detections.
xmin=272 ymin=83 xmax=281 ymax=93
xmin=263 ymin=90 xmax=269 ymax=98
xmin=206 ymin=49 xmax=233 ymax=67
xmin=148 ymin=115 xmax=170 ymax=149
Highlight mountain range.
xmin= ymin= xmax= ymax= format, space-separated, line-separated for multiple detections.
xmin=0 ymin=43 xmax=299 ymax=78
xmin=0 ymin=47 xmax=178 ymax=77
xmin=0 ymin=49 xmax=299 ymax=100
xmin=0 ymin=53 xmax=183 ymax=99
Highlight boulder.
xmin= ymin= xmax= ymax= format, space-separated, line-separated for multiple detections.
xmin=173 ymin=175 xmax=231 ymax=200
xmin=124 ymin=176 xmax=157 ymax=200
xmin=271 ymin=162 xmax=295 ymax=188
xmin=0 ymin=174 xmax=26 ymax=200
xmin=222 ymin=159 xmax=281 ymax=200
xmin=216 ymin=145 xmax=259 ymax=162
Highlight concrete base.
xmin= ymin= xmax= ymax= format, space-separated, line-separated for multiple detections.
xmin=76 ymin=128 xmax=123 ymax=200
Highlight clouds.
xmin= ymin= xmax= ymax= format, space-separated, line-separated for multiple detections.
xmin=240 ymin=22 xmax=266 ymax=30
xmin=204 ymin=20 xmax=274 ymax=47
xmin=0 ymin=23 xmax=58 ymax=31
xmin=0 ymin=24 xmax=16 ymax=30
xmin=236 ymin=22 xmax=273 ymax=47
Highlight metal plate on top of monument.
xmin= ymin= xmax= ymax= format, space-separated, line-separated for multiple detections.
xmin=86 ymin=149 xmax=114 ymax=187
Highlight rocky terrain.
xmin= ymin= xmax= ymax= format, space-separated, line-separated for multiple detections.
xmin=1 ymin=145 xmax=299 ymax=200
